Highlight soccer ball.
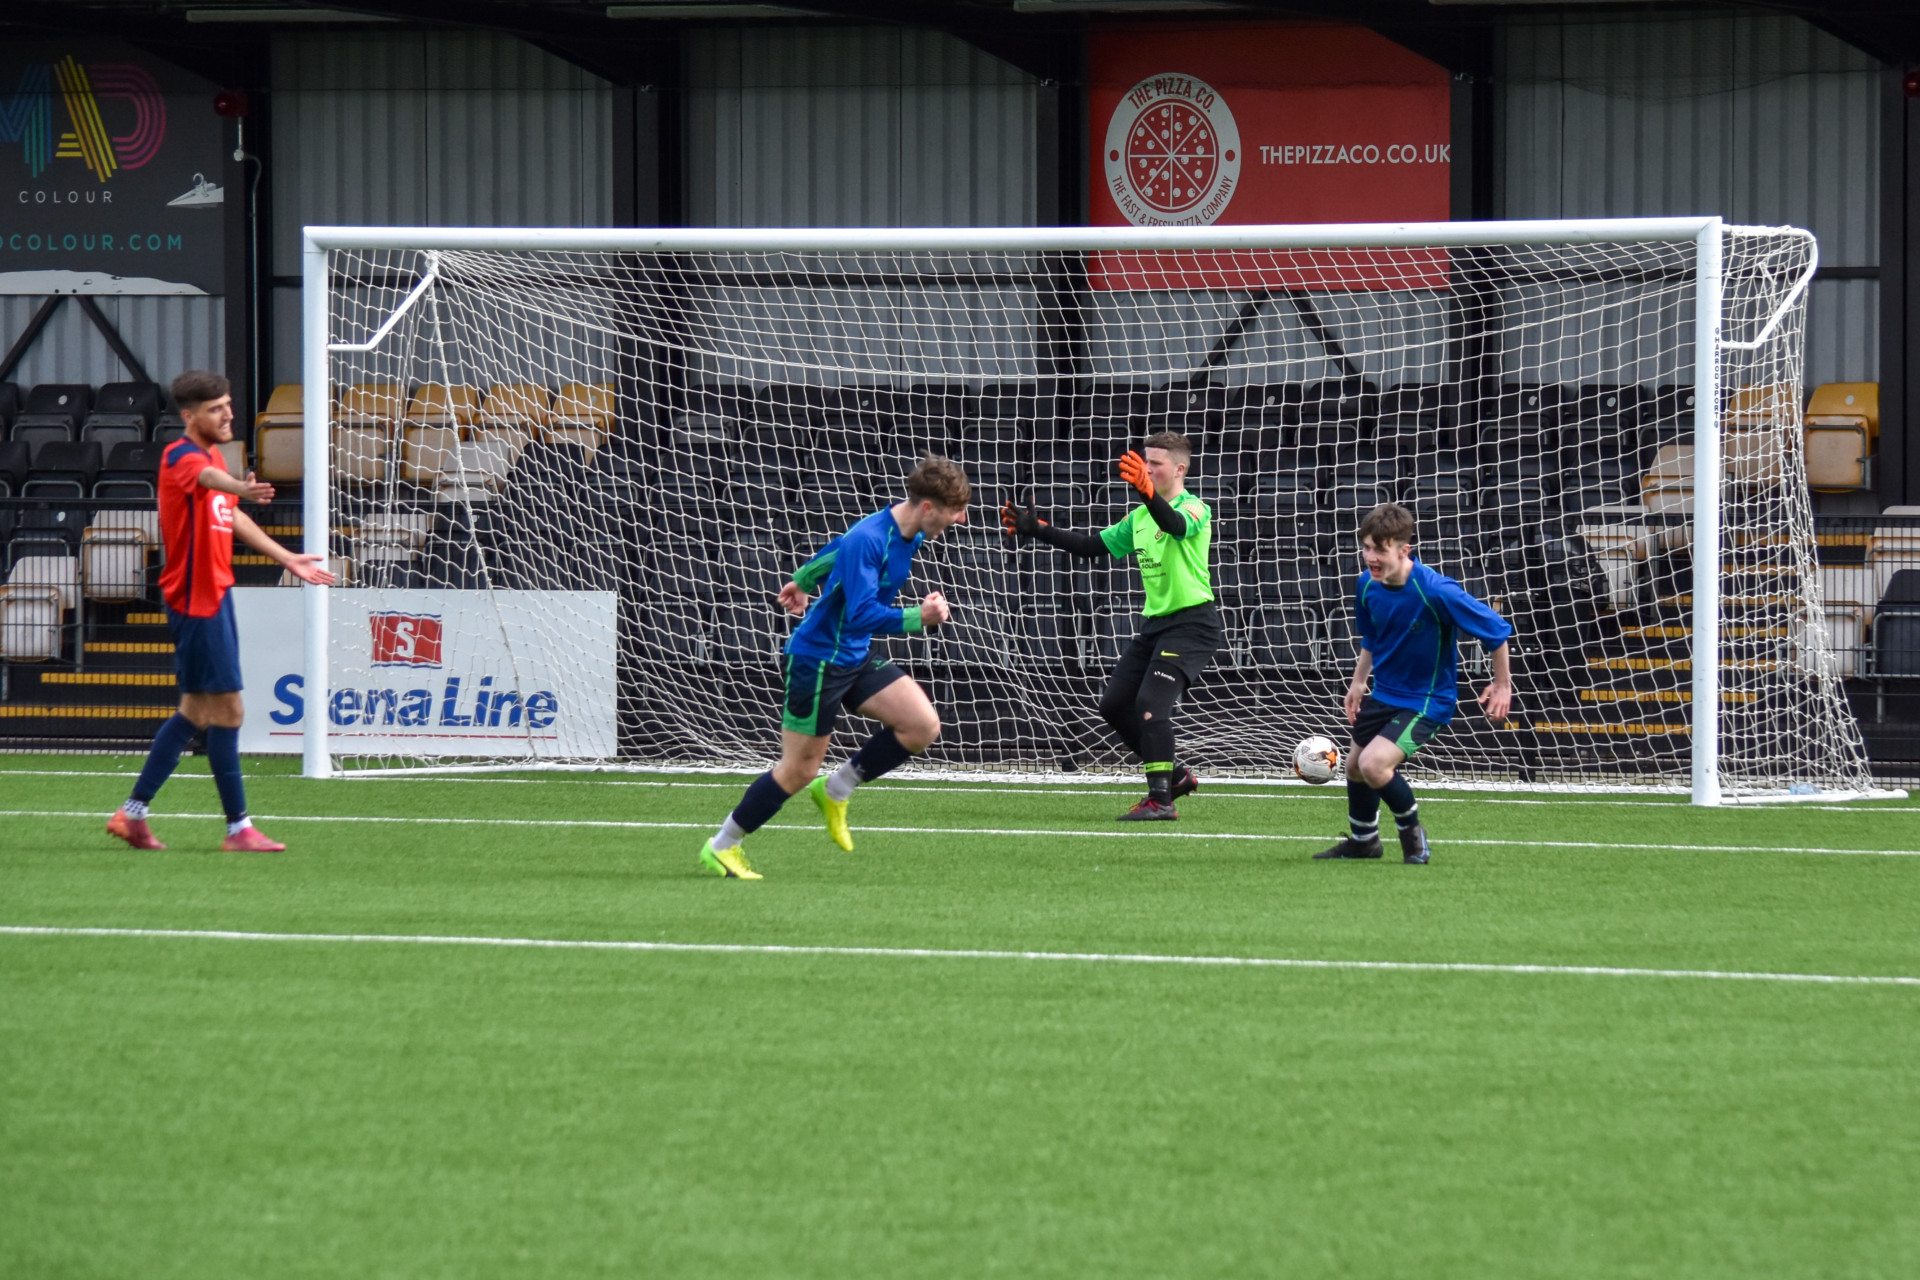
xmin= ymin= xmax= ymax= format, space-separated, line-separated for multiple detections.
xmin=1293 ymin=735 xmax=1341 ymax=785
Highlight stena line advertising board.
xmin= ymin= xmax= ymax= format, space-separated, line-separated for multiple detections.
xmin=1088 ymin=22 xmax=1451 ymax=291
xmin=233 ymin=589 xmax=618 ymax=758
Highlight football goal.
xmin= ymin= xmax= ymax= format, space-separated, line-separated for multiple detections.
xmin=297 ymin=219 xmax=1883 ymax=803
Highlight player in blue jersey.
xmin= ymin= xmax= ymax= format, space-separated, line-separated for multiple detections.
xmin=699 ymin=455 xmax=972 ymax=879
xmin=1315 ymin=502 xmax=1513 ymax=864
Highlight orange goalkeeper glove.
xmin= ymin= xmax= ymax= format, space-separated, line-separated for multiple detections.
xmin=1118 ymin=449 xmax=1155 ymax=500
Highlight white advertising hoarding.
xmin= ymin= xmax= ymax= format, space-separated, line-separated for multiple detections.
xmin=233 ymin=588 xmax=618 ymax=757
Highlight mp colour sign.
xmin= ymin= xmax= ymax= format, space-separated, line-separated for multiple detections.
xmin=0 ymin=41 xmax=225 ymax=295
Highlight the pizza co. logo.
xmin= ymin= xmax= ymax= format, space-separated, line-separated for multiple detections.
xmin=370 ymin=612 xmax=444 ymax=668
xmin=1105 ymin=73 xmax=1241 ymax=227
xmin=0 ymin=57 xmax=166 ymax=181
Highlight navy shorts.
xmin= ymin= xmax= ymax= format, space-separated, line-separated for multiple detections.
xmin=168 ymin=592 xmax=243 ymax=695
xmin=1351 ymin=695 xmax=1443 ymax=759
xmin=781 ymin=652 xmax=905 ymax=738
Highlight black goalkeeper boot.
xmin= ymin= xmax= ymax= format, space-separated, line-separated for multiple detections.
xmin=1170 ymin=765 xmax=1199 ymax=801
xmin=1313 ymin=834 xmax=1384 ymax=860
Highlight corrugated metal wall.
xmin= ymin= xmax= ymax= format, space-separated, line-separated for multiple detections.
xmin=269 ymin=30 xmax=613 ymax=382
xmin=685 ymin=27 xmax=1036 ymax=229
xmin=1 ymin=294 xmax=222 ymax=390
xmin=1498 ymin=13 xmax=1879 ymax=389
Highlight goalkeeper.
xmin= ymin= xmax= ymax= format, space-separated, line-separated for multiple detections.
xmin=699 ymin=455 xmax=972 ymax=879
xmin=1002 ymin=431 xmax=1221 ymax=821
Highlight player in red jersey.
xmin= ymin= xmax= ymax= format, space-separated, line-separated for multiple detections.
xmin=107 ymin=371 xmax=334 ymax=853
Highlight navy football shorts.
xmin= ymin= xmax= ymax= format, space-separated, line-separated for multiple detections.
xmin=167 ymin=592 xmax=244 ymax=695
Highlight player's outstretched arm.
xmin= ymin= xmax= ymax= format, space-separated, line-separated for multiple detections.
xmin=198 ymin=466 xmax=276 ymax=505
xmin=1000 ymin=500 xmax=1108 ymax=558
xmin=1118 ymin=451 xmax=1190 ymax=538
xmin=231 ymin=509 xmax=336 ymax=585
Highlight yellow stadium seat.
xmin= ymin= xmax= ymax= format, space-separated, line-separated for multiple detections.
xmin=553 ymin=382 xmax=615 ymax=428
xmin=482 ymin=383 xmax=555 ymax=428
xmin=1723 ymin=384 xmax=1795 ymax=429
xmin=1806 ymin=382 xmax=1878 ymax=443
xmin=467 ymin=424 xmax=532 ymax=471
xmin=262 ymin=384 xmax=307 ymax=416
xmin=334 ymin=425 xmax=390 ymax=485
xmin=214 ymin=440 xmax=247 ymax=476
xmin=405 ymin=383 xmax=483 ymax=427
xmin=256 ymin=425 xmax=305 ymax=482
xmin=401 ymin=425 xmax=461 ymax=485
xmin=1724 ymin=429 xmax=1788 ymax=488
xmin=337 ymin=383 xmax=406 ymax=425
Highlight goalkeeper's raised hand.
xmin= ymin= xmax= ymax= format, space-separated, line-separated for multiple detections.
xmin=1118 ymin=449 xmax=1155 ymax=500
xmin=1000 ymin=500 xmax=1049 ymax=540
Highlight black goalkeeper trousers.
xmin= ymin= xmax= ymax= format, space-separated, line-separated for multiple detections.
xmin=1097 ymin=608 xmax=1223 ymax=768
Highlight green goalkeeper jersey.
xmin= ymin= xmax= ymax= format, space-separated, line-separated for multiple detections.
xmin=1099 ymin=490 xmax=1214 ymax=617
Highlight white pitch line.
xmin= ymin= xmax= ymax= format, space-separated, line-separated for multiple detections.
xmin=7 ymin=770 xmax=1915 ymax=812
xmin=1 ymin=924 xmax=1914 ymax=989
xmin=7 ymin=809 xmax=1920 ymax=857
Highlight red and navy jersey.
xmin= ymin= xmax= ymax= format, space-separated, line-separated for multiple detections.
xmin=158 ymin=439 xmax=238 ymax=617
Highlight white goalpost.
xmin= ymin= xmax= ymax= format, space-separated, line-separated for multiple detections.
xmin=297 ymin=218 xmax=1888 ymax=803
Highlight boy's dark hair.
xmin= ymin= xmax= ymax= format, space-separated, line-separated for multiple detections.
xmin=906 ymin=453 xmax=972 ymax=509
xmin=1142 ymin=431 xmax=1192 ymax=465
xmin=170 ymin=370 xmax=231 ymax=411
xmin=1358 ymin=502 xmax=1416 ymax=547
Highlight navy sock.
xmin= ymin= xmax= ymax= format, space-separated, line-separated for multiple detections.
xmin=1379 ymin=772 xmax=1419 ymax=830
xmin=1346 ymin=775 xmax=1380 ymax=843
xmin=848 ymin=727 xmax=914 ymax=783
xmin=729 ymin=771 xmax=793 ymax=836
xmin=205 ymin=725 xmax=247 ymax=824
xmin=131 ymin=713 xmax=197 ymax=805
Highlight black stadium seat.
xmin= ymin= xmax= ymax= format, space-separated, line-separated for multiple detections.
xmin=0 ymin=438 xmax=29 ymax=496
xmin=22 ymin=383 xmax=91 ymax=431
xmin=0 ymin=382 xmax=19 ymax=431
xmin=23 ymin=440 xmax=103 ymax=499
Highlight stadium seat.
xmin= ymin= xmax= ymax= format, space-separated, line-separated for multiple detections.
xmin=1576 ymin=509 xmax=1652 ymax=609
xmin=1723 ymin=384 xmax=1794 ymax=429
xmin=405 ymin=383 xmax=483 ymax=427
xmin=82 ymin=514 xmax=156 ymax=601
xmin=1641 ymin=442 xmax=1693 ymax=519
xmin=1867 ymin=514 xmax=1920 ymax=601
xmin=333 ymin=425 xmax=390 ymax=484
xmin=481 ymin=383 xmax=555 ymax=429
xmin=214 ymin=440 xmax=245 ymax=476
xmin=94 ymin=441 xmax=161 ymax=500
xmin=0 ymin=579 xmax=64 ymax=660
xmin=5 ymin=551 xmax=78 ymax=612
xmin=1249 ymin=604 xmax=1324 ymax=669
xmin=0 ymin=439 xmax=28 ymax=495
xmin=8 ymin=417 xmax=74 ymax=456
xmin=0 ymin=382 xmax=18 ymax=431
xmin=1299 ymin=379 xmax=1378 ymax=426
xmin=22 ymin=383 xmax=91 ymax=430
xmin=551 ymin=382 xmax=614 ymax=450
xmin=152 ymin=417 xmax=185 ymax=447
xmin=1874 ymin=570 xmax=1920 ymax=677
xmin=256 ymin=425 xmax=304 ymax=482
xmin=637 ymin=602 xmax=709 ymax=662
xmin=80 ymin=419 xmax=145 ymax=450
xmin=1804 ymin=382 xmax=1877 ymax=492
xmin=400 ymin=424 xmax=461 ymax=485
xmin=711 ymin=598 xmax=778 ymax=666
xmin=23 ymin=440 xmax=103 ymax=499
xmin=1725 ymin=429 xmax=1789 ymax=488
xmin=258 ymin=383 xmax=306 ymax=417
xmin=337 ymin=383 xmax=406 ymax=425
xmin=87 ymin=380 xmax=162 ymax=435
xmin=1820 ymin=565 xmax=1876 ymax=678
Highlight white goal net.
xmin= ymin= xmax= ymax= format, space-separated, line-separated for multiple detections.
xmin=300 ymin=220 xmax=1877 ymax=801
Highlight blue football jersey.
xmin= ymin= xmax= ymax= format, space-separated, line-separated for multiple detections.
xmin=786 ymin=508 xmax=928 ymax=665
xmin=1353 ymin=559 xmax=1513 ymax=723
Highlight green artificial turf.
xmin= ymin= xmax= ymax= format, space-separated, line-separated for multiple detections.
xmin=2 ymin=755 xmax=1918 ymax=1278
